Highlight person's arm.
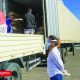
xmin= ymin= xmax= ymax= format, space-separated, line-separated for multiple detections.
xmin=50 ymin=51 xmax=64 ymax=70
xmin=62 ymin=70 xmax=71 ymax=76
xmin=51 ymin=51 xmax=71 ymax=76
xmin=13 ymin=18 xmax=23 ymax=21
xmin=22 ymin=14 xmax=27 ymax=29
xmin=57 ymin=39 xmax=61 ymax=48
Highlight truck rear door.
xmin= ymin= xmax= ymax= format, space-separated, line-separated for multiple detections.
xmin=44 ymin=0 xmax=59 ymax=37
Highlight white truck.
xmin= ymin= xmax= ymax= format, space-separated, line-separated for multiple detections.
xmin=0 ymin=34 xmax=44 ymax=80
xmin=0 ymin=0 xmax=80 ymax=80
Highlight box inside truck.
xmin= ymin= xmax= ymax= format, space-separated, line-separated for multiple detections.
xmin=6 ymin=0 xmax=44 ymax=34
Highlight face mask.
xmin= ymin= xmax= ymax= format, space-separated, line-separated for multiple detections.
xmin=46 ymin=40 xmax=51 ymax=50
xmin=47 ymin=42 xmax=51 ymax=49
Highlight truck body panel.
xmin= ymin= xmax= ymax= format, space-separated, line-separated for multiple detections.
xmin=0 ymin=33 xmax=44 ymax=62
xmin=45 ymin=0 xmax=80 ymax=43
xmin=45 ymin=0 xmax=59 ymax=37
xmin=57 ymin=1 xmax=80 ymax=43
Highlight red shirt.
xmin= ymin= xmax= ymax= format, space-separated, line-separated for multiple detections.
xmin=0 ymin=11 xmax=6 ymax=24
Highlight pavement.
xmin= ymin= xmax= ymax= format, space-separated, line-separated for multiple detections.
xmin=22 ymin=49 xmax=80 ymax=80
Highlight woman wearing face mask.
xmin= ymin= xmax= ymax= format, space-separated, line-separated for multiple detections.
xmin=47 ymin=35 xmax=70 ymax=80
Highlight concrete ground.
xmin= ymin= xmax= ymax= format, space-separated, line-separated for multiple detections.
xmin=22 ymin=49 xmax=80 ymax=80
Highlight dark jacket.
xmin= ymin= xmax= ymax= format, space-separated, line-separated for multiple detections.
xmin=24 ymin=13 xmax=36 ymax=29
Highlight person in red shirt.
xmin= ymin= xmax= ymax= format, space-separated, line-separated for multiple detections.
xmin=0 ymin=11 xmax=7 ymax=33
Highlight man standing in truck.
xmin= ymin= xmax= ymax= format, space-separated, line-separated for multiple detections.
xmin=24 ymin=8 xmax=36 ymax=34
xmin=0 ymin=11 xmax=7 ymax=33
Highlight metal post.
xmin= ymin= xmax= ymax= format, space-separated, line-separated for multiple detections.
xmin=72 ymin=43 xmax=75 ymax=55
xmin=60 ymin=48 xmax=64 ymax=63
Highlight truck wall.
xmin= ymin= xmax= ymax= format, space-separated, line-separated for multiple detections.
xmin=45 ymin=0 xmax=80 ymax=43
xmin=45 ymin=0 xmax=59 ymax=37
xmin=57 ymin=1 xmax=80 ymax=43
xmin=0 ymin=34 xmax=44 ymax=62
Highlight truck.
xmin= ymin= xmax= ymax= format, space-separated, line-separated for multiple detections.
xmin=0 ymin=0 xmax=80 ymax=80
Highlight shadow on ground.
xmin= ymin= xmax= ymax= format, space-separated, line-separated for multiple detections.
xmin=37 ymin=62 xmax=47 ymax=67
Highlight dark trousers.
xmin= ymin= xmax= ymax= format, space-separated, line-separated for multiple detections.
xmin=50 ymin=74 xmax=63 ymax=80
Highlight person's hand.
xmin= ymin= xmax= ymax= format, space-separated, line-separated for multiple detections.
xmin=62 ymin=70 xmax=71 ymax=76
xmin=12 ymin=27 xmax=17 ymax=30
xmin=57 ymin=39 xmax=61 ymax=48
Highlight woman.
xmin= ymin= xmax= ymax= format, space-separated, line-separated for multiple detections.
xmin=47 ymin=35 xmax=70 ymax=80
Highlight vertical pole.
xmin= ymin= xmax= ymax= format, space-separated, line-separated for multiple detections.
xmin=72 ymin=43 xmax=75 ymax=55
xmin=60 ymin=48 xmax=64 ymax=63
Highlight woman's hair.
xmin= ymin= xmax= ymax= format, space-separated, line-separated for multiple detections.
xmin=48 ymin=35 xmax=59 ymax=46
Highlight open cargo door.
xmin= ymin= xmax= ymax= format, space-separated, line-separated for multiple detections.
xmin=45 ymin=0 xmax=59 ymax=37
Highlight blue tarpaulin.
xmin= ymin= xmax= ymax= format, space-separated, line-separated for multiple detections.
xmin=62 ymin=0 xmax=80 ymax=20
